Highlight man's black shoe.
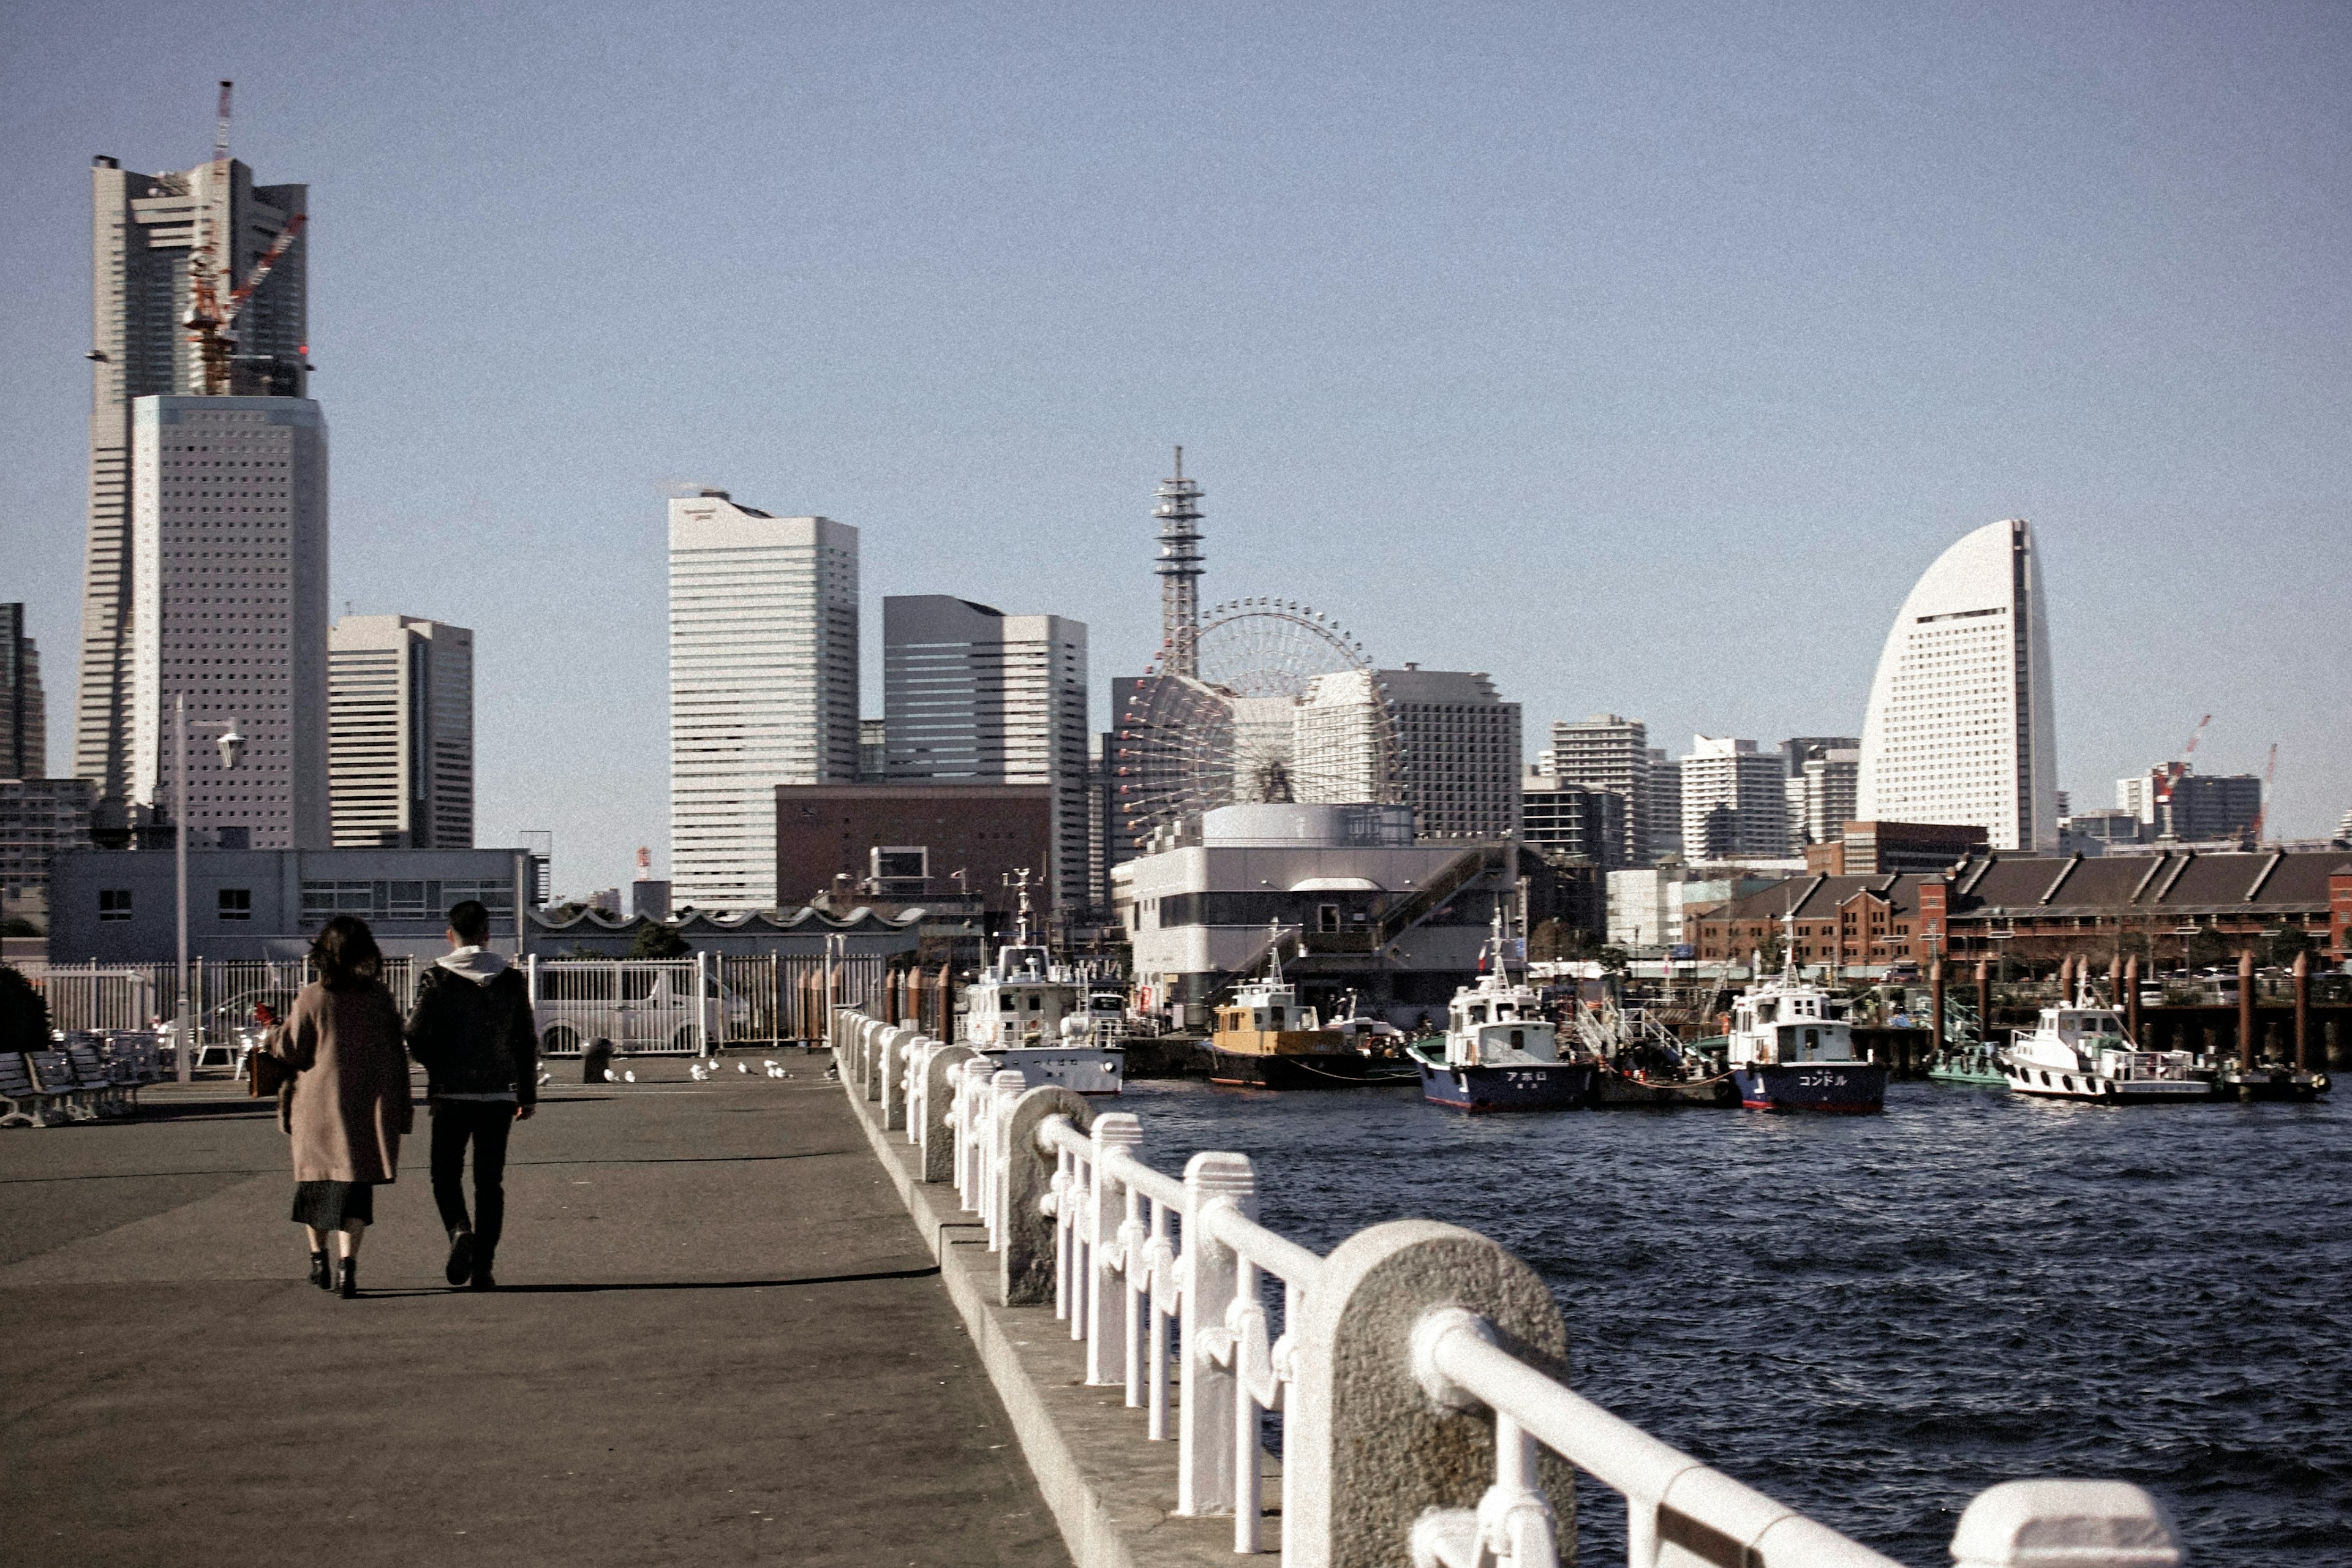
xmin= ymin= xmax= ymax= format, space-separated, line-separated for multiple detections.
xmin=445 ymin=1231 xmax=477 ymax=1287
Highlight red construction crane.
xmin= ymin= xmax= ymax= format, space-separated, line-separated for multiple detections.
xmin=2180 ymin=714 xmax=2212 ymax=760
xmin=180 ymin=82 xmax=305 ymax=395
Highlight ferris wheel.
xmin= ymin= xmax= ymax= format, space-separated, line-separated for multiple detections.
xmin=1114 ymin=599 xmax=1401 ymax=844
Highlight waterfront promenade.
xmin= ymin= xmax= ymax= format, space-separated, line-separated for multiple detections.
xmin=0 ymin=1061 xmax=1068 ymax=1568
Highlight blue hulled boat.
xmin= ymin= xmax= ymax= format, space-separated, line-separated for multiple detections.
xmin=1725 ymin=932 xmax=1887 ymax=1114
xmin=1412 ymin=915 xmax=1598 ymax=1112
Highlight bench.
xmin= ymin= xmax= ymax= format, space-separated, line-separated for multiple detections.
xmin=65 ymin=1042 xmax=137 ymax=1116
xmin=26 ymin=1050 xmax=102 ymax=1121
xmin=0 ymin=1053 xmax=70 ymax=1128
xmin=99 ymin=1031 xmax=163 ymax=1087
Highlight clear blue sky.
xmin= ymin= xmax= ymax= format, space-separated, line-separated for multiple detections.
xmin=3 ymin=1 xmax=2345 ymax=897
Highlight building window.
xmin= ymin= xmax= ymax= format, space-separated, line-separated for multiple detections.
xmin=99 ymin=889 xmax=134 ymax=922
xmin=218 ymin=888 xmax=252 ymax=921
xmin=1317 ymin=903 xmax=1341 ymax=933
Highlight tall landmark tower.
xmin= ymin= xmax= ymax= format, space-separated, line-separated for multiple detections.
xmin=80 ymin=86 xmax=312 ymax=821
xmin=1856 ymin=518 xmax=2059 ymax=853
xmin=1152 ymin=449 xmax=1203 ymax=677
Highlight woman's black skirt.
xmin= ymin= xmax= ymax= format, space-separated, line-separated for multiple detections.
xmin=290 ymin=1180 xmax=375 ymax=1231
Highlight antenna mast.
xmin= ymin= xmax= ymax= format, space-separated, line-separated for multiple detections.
xmin=1153 ymin=447 xmax=1204 ymax=679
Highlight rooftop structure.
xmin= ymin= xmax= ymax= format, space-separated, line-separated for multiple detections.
xmin=1857 ymin=518 xmax=2059 ymax=851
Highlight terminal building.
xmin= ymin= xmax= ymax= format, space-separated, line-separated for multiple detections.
xmin=1114 ymin=802 xmax=1585 ymax=1025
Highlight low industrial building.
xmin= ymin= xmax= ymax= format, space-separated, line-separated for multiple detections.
xmin=47 ymin=846 xmax=539 ymax=962
xmin=1687 ymin=848 xmax=2352 ymax=971
xmin=777 ymin=783 xmax=1054 ymax=922
xmin=1114 ymin=802 xmax=1583 ymax=1026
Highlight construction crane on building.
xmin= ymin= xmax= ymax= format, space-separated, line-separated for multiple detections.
xmin=2179 ymin=714 xmax=2212 ymax=762
xmin=181 ymin=81 xmax=306 ymax=396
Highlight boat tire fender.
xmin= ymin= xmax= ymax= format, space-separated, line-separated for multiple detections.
xmin=1713 ymin=1079 xmax=1738 ymax=1106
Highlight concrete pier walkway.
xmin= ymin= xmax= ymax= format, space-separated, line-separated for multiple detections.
xmin=0 ymin=1060 xmax=1069 ymax=1568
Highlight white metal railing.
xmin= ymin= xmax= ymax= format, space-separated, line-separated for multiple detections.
xmin=830 ymin=1008 xmax=2185 ymax=1568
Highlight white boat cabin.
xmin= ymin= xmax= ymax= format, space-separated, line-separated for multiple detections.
xmin=2004 ymin=1002 xmax=2202 ymax=1096
xmin=1727 ymin=979 xmax=1860 ymax=1068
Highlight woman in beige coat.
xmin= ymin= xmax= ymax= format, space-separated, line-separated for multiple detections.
xmin=270 ymin=915 xmax=413 ymax=1298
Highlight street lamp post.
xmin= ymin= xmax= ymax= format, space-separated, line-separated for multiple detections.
xmin=172 ymin=695 xmax=244 ymax=1084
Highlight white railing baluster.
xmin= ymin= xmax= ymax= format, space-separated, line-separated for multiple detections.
xmin=1147 ymin=1195 xmax=1174 ymax=1441
xmin=1088 ymin=1115 xmax=1142 ymax=1384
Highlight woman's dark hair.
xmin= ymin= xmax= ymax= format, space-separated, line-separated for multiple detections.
xmin=311 ymin=915 xmax=383 ymax=991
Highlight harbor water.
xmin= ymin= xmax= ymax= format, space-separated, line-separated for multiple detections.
xmin=1123 ymin=1077 xmax=2351 ymax=1567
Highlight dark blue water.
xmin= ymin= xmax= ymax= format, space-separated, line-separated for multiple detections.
xmin=1121 ymin=1078 xmax=2352 ymax=1567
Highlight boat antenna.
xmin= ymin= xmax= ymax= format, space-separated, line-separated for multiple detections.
xmin=1265 ymin=919 xmax=1286 ymax=986
xmin=1005 ymin=868 xmax=1034 ymax=949
xmin=1781 ymin=902 xmax=1801 ymax=982
xmin=1488 ymin=905 xmax=1511 ymax=986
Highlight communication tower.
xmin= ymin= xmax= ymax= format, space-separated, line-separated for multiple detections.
xmin=1152 ymin=448 xmax=1204 ymax=678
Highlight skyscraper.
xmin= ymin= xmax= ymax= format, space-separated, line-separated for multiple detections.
xmin=1540 ymin=715 xmax=1651 ymax=864
xmin=1373 ymin=667 xmax=1521 ymax=842
xmin=668 ymin=492 xmax=858 ymax=911
xmin=127 ymin=396 xmax=330 ymax=849
xmin=1 ymin=605 xmax=44 ymax=782
xmin=1679 ymin=735 xmax=1789 ymax=861
xmin=1857 ymin=518 xmax=2059 ymax=852
xmin=883 ymin=595 xmax=1089 ymax=917
xmin=80 ymin=146 xmax=309 ymax=811
xmin=328 ymin=615 xmax=474 ymax=848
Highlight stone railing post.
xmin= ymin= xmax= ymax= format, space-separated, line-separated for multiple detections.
xmin=955 ymin=1059 xmax=993 ymax=1209
xmin=1087 ymin=1113 xmax=1144 ymax=1386
xmin=878 ymin=1026 xmax=920 ymax=1131
xmin=1001 ymin=1085 xmax=1095 ymax=1306
xmin=864 ymin=1019 xmax=891 ymax=1102
xmin=1286 ymin=1218 xmax=1572 ymax=1568
xmin=1178 ymin=1151 xmax=1255 ymax=1518
xmin=982 ymin=1069 xmax=1028 ymax=1243
xmin=1949 ymin=1480 xmax=2180 ymax=1568
xmin=919 ymin=1046 xmax=976 ymax=1182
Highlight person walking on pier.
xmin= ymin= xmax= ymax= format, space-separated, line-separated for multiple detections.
xmin=271 ymin=916 xmax=413 ymax=1299
xmin=405 ymin=900 xmax=538 ymax=1292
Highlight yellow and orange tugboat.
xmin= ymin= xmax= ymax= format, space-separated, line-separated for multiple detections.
xmin=1207 ymin=932 xmax=1414 ymax=1090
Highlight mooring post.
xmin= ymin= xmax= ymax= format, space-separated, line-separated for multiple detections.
xmin=2293 ymin=950 xmax=2312 ymax=1072
xmin=1977 ymin=960 xmax=1991 ymax=1044
xmin=1949 ymin=1479 xmax=2181 ymax=1568
xmin=1931 ymin=957 xmax=1946 ymax=1058
xmin=1177 ymin=1151 xmax=1254 ymax=1518
xmin=2124 ymin=954 xmax=2141 ymax=1043
xmin=2237 ymin=949 xmax=2256 ymax=1071
xmin=1286 ymin=1218 xmax=1572 ymax=1568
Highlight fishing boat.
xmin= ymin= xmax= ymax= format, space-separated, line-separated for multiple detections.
xmin=1408 ymin=914 xmax=1599 ymax=1111
xmin=1724 ymin=924 xmax=1888 ymax=1112
xmin=1569 ymin=1000 xmax=1738 ymax=1107
xmin=1207 ymin=930 xmax=1416 ymax=1089
xmin=1999 ymin=989 xmax=2205 ymax=1104
xmin=1924 ymin=1039 xmax=2009 ymax=1087
xmin=960 ymin=872 xmax=1125 ymax=1095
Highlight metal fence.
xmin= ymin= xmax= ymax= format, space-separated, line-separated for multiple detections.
xmin=19 ymin=952 xmax=890 ymax=1060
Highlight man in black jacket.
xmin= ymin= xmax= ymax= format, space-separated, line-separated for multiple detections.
xmin=405 ymin=899 xmax=538 ymax=1290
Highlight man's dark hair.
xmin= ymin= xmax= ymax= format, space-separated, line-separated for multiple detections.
xmin=447 ymin=900 xmax=492 ymax=945
xmin=311 ymin=916 xmax=384 ymax=992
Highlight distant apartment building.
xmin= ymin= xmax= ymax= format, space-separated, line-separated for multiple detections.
xmin=1 ymin=778 xmax=95 ymax=927
xmin=2118 ymin=764 xmax=2263 ymax=844
xmin=2 ymin=605 xmax=45 ymax=782
xmin=1373 ymin=667 xmax=1520 ymax=842
xmin=1802 ymin=820 xmax=1988 ymax=876
xmin=1521 ymin=773 xmax=1626 ymax=868
xmin=883 ymin=596 xmax=1089 ymax=918
xmin=126 ymin=397 xmax=332 ymax=850
xmin=1783 ymin=743 xmax=1860 ymax=853
xmin=1540 ymin=715 xmax=1650 ymax=865
xmin=78 ymin=148 xmax=311 ymax=813
xmin=1679 ymin=736 xmax=1789 ymax=861
xmin=1856 ymin=518 xmax=2059 ymax=852
xmin=668 ymin=492 xmax=859 ymax=911
xmin=1646 ymin=748 xmax=1681 ymax=861
xmin=328 ymin=615 xmax=473 ymax=849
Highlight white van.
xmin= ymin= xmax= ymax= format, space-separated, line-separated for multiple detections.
xmin=533 ymin=963 xmax=747 ymax=1054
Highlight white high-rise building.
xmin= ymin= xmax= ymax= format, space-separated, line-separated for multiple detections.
xmin=328 ymin=615 xmax=473 ymax=848
xmin=1679 ymin=736 xmax=1788 ymax=860
xmin=1857 ymin=518 xmax=2059 ymax=852
xmin=1540 ymin=715 xmax=1651 ymax=864
xmin=126 ymin=396 xmax=330 ymax=849
xmin=1784 ymin=744 xmax=1860 ymax=851
xmin=668 ymin=492 xmax=858 ymax=911
xmin=1379 ymin=667 xmax=1521 ymax=842
xmin=883 ymin=595 xmax=1088 ymax=916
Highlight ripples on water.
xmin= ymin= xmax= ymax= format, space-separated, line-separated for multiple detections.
xmin=1121 ymin=1079 xmax=2351 ymax=1567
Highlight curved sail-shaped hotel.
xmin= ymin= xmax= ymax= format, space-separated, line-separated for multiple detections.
xmin=1856 ymin=518 xmax=2059 ymax=853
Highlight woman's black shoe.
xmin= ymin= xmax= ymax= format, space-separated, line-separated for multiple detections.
xmin=445 ymin=1231 xmax=477 ymax=1287
xmin=336 ymin=1259 xmax=357 ymax=1298
xmin=308 ymin=1250 xmax=331 ymax=1290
